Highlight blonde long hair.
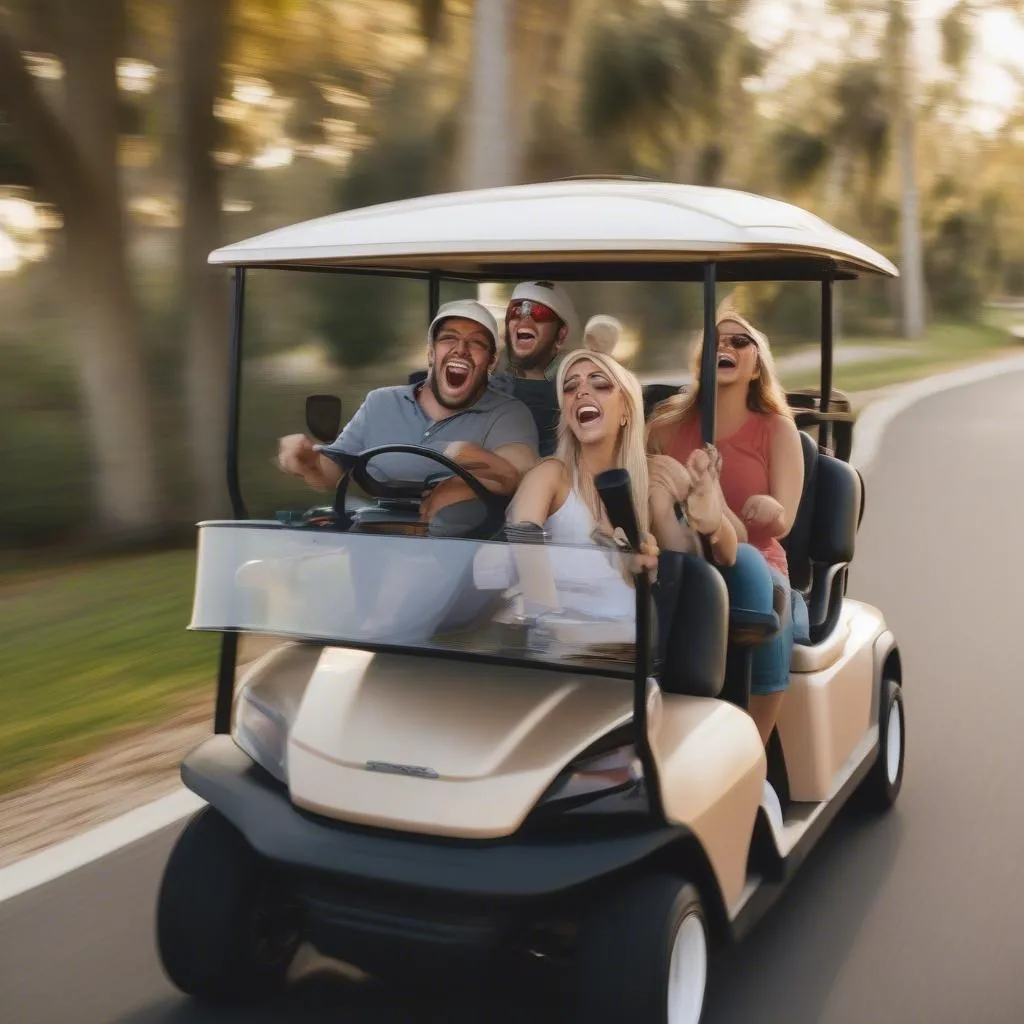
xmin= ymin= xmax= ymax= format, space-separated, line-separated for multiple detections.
xmin=554 ymin=348 xmax=650 ymax=536
xmin=647 ymin=309 xmax=793 ymax=452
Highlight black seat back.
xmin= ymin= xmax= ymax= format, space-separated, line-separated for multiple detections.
xmin=783 ymin=431 xmax=820 ymax=593
xmin=655 ymin=551 xmax=729 ymax=698
xmin=643 ymin=383 xmax=685 ymax=420
xmin=782 ymin=432 xmax=862 ymax=642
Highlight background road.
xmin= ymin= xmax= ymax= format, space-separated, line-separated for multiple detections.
xmin=3 ymin=370 xmax=1023 ymax=1024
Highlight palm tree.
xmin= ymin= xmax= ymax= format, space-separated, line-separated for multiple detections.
xmin=887 ymin=0 xmax=926 ymax=339
xmin=577 ymin=0 xmax=763 ymax=184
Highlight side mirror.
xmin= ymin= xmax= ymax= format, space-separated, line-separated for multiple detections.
xmin=305 ymin=394 xmax=342 ymax=443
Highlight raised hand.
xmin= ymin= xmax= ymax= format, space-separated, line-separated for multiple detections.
xmin=741 ymin=493 xmax=784 ymax=528
xmin=684 ymin=445 xmax=725 ymax=535
xmin=648 ymin=454 xmax=693 ymax=506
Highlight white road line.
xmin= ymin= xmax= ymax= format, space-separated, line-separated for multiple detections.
xmin=3 ymin=347 xmax=1024 ymax=905
xmin=0 ymin=788 xmax=205 ymax=904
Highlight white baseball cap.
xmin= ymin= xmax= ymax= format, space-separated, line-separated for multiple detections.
xmin=428 ymin=299 xmax=498 ymax=349
xmin=508 ymin=280 xmax=580 ymax=346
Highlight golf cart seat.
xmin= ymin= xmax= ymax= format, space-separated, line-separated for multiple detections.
xmin=642 ymin=383 xmax=684 ymax=419
xmin=782 ymin=430 xmax=863 ymax=646
xmin=786 ymin=387 xmax=857 ymax=463
xmin=655 ymin=551 xmax=729 ymax=698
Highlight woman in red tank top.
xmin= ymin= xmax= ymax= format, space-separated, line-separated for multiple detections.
xmin=647 ymin=308 xmax=806 ymax=747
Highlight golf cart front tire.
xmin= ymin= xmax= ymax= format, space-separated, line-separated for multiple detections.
xmin=573 ymin=874 xmax=709 ymax=1024
xmin=156 ymin=805 xmax=300 ymax=1003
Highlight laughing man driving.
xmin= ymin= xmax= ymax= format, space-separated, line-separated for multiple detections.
xmin=277 ymin=299 xmax=539 ymax=523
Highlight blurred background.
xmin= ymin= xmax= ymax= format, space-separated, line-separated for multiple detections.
xmin=1 ymin=0 xmax=1022 ymax=804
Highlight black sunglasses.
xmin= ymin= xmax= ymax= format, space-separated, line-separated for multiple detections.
xmin=717 ymin=333 xmax=756 ymax=350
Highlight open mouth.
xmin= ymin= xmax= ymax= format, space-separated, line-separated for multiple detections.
xmin=444 ymin=360 xmax=472 ymax=389
xmin=514 ymin=328 xmax=538 ymax=349
xmin=717 ymin=353 xmax=737 ymax=369
xmin=576 ymin=403 xmax=602 ymax=425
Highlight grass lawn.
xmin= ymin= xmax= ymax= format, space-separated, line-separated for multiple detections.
xmin=781 ymin=320 xmax=1018 ymax=394
xmin=0 ymin=549 xmax=217 ymax=794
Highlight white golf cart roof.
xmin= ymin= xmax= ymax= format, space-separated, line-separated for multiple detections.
xmin=209 ymin=177 xmax=898 ymax=282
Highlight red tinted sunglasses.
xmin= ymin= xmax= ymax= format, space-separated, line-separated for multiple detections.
xmin=506 ymin=299 xmax=561 ymax=324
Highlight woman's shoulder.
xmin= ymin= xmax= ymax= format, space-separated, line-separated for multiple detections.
xmin=520 ymin=456 xmax=571 ymax=497
xmin=526 ymin=456 xmax=569 ymax=481
xmin=764 ymin=410 xmax=799 ymax=437
xmin=749 ymin=409 xmax=796 ymax=436
xmin=648 ymin=413 xmax=692 ymax=453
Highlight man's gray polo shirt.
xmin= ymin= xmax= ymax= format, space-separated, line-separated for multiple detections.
xmin=318 ymin=382 xmax=539 ymax=484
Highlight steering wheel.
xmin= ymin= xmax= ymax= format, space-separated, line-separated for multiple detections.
xmin=330 ymin=444 xmax=509 ymax=538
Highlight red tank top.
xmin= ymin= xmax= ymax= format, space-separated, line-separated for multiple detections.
xmin=666 ymin=411 xmax=788 ymax=576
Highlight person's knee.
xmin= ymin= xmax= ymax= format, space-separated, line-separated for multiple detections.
xmin=718 ymin=543 xmax=775 ymax=615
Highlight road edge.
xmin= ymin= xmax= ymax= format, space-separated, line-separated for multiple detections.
xmin=849 ymin=351 xmax=1024 ymax=475
xmin=3 ymin=348 xmax=1024 ymax=904
xmin=0 ymin=788 xmax=205 ymax=904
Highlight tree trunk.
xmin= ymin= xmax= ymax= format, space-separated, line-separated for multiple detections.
xmin=462 ymin=0 xmax=511 ymax=189
xmin=47 ymin=0 xmax=162 ymax=540
xmin=62 ymin=201 xmax=164 ymax=541
xmin=890 ymin=1 xmax=927 ymax=340
xmin=179 ymin=0 xmax=231 ymax=519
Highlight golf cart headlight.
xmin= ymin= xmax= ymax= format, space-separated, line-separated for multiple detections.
xmin=232 ymin=644 xmax=317 ymax=783
xmin=235 ymin=690 xmax=292 ymax=783
xmin=538 ymin=744 xmax=644 ymax=810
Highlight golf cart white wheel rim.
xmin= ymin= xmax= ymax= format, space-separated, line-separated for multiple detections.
xmin=886 ymin=696 xmax=902 ymax=786
xmin=667 ymin=909 xmax=707 ymax=1024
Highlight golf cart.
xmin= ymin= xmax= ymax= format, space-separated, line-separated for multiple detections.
xmin=156 ymin=178 xmax=905 ymax=1023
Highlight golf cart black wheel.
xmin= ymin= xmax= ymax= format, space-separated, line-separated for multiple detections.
xmin=156 ymin=806 xmax=300 ymax=1003
xmin=859 ymin=678 xmax=905 ymax=811
xmin=573 ymin=874 xmax=708 ymax=1024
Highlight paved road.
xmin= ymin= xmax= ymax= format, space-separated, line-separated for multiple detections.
xmin=3 ymin=370 xmax=1024 ymax=1024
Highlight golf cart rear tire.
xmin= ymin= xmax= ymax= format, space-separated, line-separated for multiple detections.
xmin=156 ymin=806 xmax=299 ymax=1003
xmin=859 ymin=677 xmax=905 ymax=811
xmin=573 ymin=874 xmax=708 ymax=1024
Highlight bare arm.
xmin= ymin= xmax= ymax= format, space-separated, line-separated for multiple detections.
xmin=742 ymin=416 xmax=805 ymax=538
xmin=278 ymin=434 xmax=344 ymax=491
xmin=446 ymin=441 xmax=537 ymax=496
xmin=724 ymin=504 xmax=748 ymax=543
xmin=766 ymin=416 xmax=805 ymax=538
xmin=507 ymin=459 xmax=566 ymax=526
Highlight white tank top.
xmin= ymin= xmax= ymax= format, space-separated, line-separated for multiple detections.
xmin=545 ymin=487 xmax=601 ymax=545
xmin=544 ymin=488 xmax=635 ymax=620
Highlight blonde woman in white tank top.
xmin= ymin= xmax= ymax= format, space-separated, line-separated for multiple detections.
xmin=508 ymin=350 xmax=733 ymax=619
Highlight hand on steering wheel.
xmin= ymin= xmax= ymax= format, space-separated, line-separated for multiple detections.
xmin=331 ymin=444 xmax=507 ymax=538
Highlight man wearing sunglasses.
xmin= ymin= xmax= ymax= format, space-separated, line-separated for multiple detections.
xmin=490 ymin=280 xmax=580 ymax=456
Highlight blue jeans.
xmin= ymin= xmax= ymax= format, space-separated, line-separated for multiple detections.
xmin=717 ymin=544 xmax=809 ymax=696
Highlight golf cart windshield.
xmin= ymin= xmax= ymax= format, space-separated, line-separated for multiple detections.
xmin=191 ymin=523 xmax=637 ymax=677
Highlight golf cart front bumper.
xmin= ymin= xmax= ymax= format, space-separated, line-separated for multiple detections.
xmin=182 ymin=736 xmax=686 ymax=969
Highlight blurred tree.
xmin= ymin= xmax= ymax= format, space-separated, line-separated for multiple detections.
xmin=774 ymin=62 xmax=890 ymax=228
xmin=578 ymin=0 xmax=763 ymax=184
xmin=0 ymin=1 xmax=163 ymax=543
xmin=887 ymin=0 xmax=926 ymax=340
xmin=178 ymin=0 xmax=230 ymax=520
xmin=312 ymin=52 xmax=459 ymax=369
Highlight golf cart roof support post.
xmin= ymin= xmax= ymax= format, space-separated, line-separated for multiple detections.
xmin=820 ymin=276 xmax=835 ymax=452
xmin=214 ymin=633 xmax=238 ymax=734
xmin=428 ymin=271 xmax=440 ymax=320
xmin=226 ymin=267 xmax=248 ymax=520
xmin=216 ymin=266 xmax=247 ymax=735
xmin=700 ymin=263 xmax=718 ymax=445
xmin=633 ymin=572 xmax=665 ymax=823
